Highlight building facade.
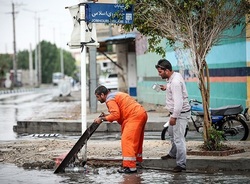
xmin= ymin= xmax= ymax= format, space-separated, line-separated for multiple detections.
xmin=135 ymin=27 xmax=250 ymax=108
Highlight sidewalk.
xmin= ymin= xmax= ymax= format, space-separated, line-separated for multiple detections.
xmin=87 ymin=100 xmax=250 ymax=172
xmin=55 ymin=90 xmax=250 ymax=171
xmin=69 ymin=90 xmax=250 ymax=171
xmin=13 ymin=89 xmax=250 ymax=171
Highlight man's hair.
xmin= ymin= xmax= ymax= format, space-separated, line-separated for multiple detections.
xmin=95 ymin=85 xmax=109 ymax=95
xmin=155 ymin=59 xmax=172 ymax=71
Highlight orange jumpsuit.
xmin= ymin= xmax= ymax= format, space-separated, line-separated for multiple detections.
xmin=104 ymin=92 xmax=148 ymax=169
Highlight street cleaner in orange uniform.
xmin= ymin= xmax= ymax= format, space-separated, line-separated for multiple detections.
xmin=94 ymin=85 xmax=148 ymax=174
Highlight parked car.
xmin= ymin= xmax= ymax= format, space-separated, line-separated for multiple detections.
xmin=99 ymin=73 xmax=118 ymax=90
xmin=52 ymin=72 xmax=64 ymax=86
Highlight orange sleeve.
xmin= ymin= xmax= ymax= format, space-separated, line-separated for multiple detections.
xmin=105 ymin=100 xmax=121 ymax=122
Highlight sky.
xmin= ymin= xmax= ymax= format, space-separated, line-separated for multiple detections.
xmin=0 ymin=0 xmax=81 ymax=54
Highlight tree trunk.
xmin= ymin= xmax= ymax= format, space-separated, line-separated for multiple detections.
xmin=198 ymin=60 xmax=211 ymax=142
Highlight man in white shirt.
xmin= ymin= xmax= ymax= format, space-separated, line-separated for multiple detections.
xmin=155 ymin=59 xmax=191 ymax=172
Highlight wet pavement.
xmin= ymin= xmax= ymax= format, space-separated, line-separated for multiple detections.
xmin=0 ymin=87 xmax=58 ymax=140
xmin=1 ymin=163 xmax=250 ymax=184
xmin=1 ymin=87 xmax=250 ymax=183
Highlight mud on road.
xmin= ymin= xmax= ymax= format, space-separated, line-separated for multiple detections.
xmin=0 ymin=139 xmax=173 ymax=169
xmin=1 ymin=90 xmax=249 ymax=171
xmin=1 ymin=138 xmax=249 ymax=170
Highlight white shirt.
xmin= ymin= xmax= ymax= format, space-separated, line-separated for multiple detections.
xmin=165 ymin=72 xmax=190 ymax=118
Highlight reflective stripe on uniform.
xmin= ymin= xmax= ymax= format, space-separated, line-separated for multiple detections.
xmin=123 ymin=156 xmax=136 ymax=161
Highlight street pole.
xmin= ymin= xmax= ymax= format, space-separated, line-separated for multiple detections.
xmin=29 ymin=44 xmax=33 ymax=86
xmin=35 ymin=14 xmax=38 ymax=87
xmin=12 ymin=2 xmax=17 ymax=87
xmin=60 ymin=48 xmax=64 ymax=75
xmin=89 ymin=46 xmax=97 ymax=113
xmin=23 ymin=9 xmax=47 ymax=87
xmin=38 ymin=17 xmax=42 ymax=86
xmin=80 ymin=0 xmax=87 ymax=162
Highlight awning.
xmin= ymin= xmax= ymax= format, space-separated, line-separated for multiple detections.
xmin=101 ymin=32 xmax=136 ymax=44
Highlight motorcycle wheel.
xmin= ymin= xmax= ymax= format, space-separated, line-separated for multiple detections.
xmin=161 ymin=126 xmax=188 ymax=140
xmin=219 ymin=118 xmax=249 ymax=141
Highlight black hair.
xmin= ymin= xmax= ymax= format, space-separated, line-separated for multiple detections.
xmin=155 ymin=59 xmax=172 ymax=71
xmin=95 ymin=85 xmax=109 ymax=95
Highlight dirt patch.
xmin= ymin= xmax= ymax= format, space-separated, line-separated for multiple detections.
xmin=0 ymin=139 xmax=249 ymax=170
xmin=187 ymin=148 xmax=245 ymax=156
xmin=1 ymin=100 xmax=249 ymax=170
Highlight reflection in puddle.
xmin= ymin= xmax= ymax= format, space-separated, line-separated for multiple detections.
xmin=0 ymin=106 xmax=18 ymax=140
xmin=0 ymin=92 xmax=50 ymax=141
xmin=1 ymin=163 xmax=250 ymax=184
xmin=0 ymin=163 xmax=67 ymax=184
xmin=0 ymin=104 xmax=38 ymax=140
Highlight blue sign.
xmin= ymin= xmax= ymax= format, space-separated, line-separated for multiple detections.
xmin=85 ymin=3 xmax=134 ymax=24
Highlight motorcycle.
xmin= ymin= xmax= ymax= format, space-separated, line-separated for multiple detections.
xmin=243 ymin=107 xmax=249 ymax=121
xmin=161 ymin=99 xmax=249 ymax=141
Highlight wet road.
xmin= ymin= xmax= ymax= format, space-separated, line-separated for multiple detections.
xmin=1 ymin=88 xmax=250 ymax=183
xmin=0 ymin=87 xmax=203 ymax=141
xmin=1 ymin=163 xmax=250 ymax=184
xmin=0 ymin=88 xmax=58 ymax=140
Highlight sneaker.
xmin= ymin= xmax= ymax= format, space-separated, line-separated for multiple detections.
xmin=173 ymin=166 xmax=186 ymax=172
xmin=161 ymin=154 xmax=176 ymax=160
xmin=117 ymin=167 xmax=137 ymax=174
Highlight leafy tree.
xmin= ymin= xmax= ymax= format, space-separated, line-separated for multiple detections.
xmin=17 ymin=50 xmax=29 ymax=69
xmin=0 ymin=41 xmax=77 ymax=85
xmin=121 ymin=0 xmax=250 ymax=146
xmin=0 ymin=54 xmax=12 ymax=78
xmin=63 ymin=51 xmax=77 ymax=78
xmin=40 ymin=41 xmax=60 ymax=83
xmin=40 ymin=41 xmax=77 ymax=83
xmin=15 ymin=41 xmax=77 ymax=84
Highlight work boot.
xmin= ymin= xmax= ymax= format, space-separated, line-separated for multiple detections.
xmin=136 ymin=162 xmax=143 ymax=169
xmin=173 ymin=166 xmax=186 ymax=172
xmin=161 ymin=154 xmax=176 ymax=160
xmin=117 ymin=167 xmax=137 ymax=174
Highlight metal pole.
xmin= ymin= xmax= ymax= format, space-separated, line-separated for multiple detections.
xmin=80 ymin=0 xmax=87 ymax=162
xmin=12 ymin=3 xmax=17 ymax=87
xmin=89 ymin=46 xmax=97 ymax=113
xmin=38 ymin=17 xmax=41 ymax=85
xmin=23 ymin=9 xmax=47 ymax=87
xmin=60 ymin=48 xmax=64 ymax=75
xmin=35 ymin=14 xmax=38 ymax=87
xmin=29 ymin=44 xmax=33 ymax=86
xmin=80 ymin=2 xmax=87 ymax=134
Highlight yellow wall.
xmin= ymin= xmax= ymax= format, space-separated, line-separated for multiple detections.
xmin=247 ymin=13 xmax=250 ymax=107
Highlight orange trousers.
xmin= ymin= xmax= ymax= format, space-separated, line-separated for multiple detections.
xmin=121 ymin=111 xmax=148 ymax=168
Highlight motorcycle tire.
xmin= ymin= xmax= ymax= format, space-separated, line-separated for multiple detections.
xmin=161 ymin=126 xmax=188 ymax=140
xmin=219 ymin=117 xmax=249 ymax=141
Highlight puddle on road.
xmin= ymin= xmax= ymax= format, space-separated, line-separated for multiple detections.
xmin=1 ymin=163 xmax=250 ymax=184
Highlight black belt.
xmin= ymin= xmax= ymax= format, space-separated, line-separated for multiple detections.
xmin=169 ymin=109 xmax=190 ymax=115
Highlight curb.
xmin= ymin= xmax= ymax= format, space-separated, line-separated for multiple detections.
xmin=85 ymin=157 xmax=250 ymax=172
xmin=14 ymin=120 xmax=165 ymax=134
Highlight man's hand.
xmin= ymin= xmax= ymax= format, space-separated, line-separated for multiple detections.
xmin=100 ymin=112 xmax=109 ymax=117
xmin=94 ymin=112 xmax=107 ymax=124
xmin=94 ymin=117 xmax=104 ymax=124
xmin=160 ymin=85 xmax=166 ymax=91
xmin=169 ymin=117 xmax=177 ymax=126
